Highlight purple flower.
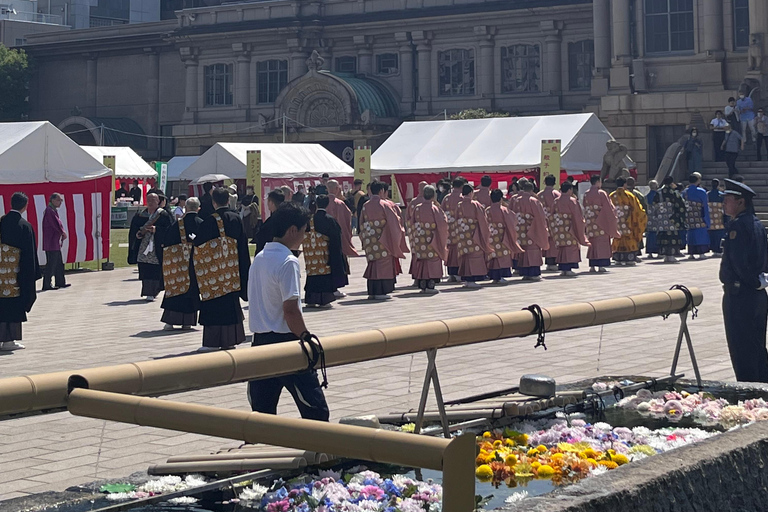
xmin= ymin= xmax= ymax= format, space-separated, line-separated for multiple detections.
xmin=266 ymin=499 xmax=291 ymax=512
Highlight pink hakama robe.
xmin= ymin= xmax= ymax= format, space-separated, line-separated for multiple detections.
xmin=326 ymin=197 xmax=358 ymax=258
xmin=456 ymin=198 xmax=493 ymax=281
xmin=582 ymin=186 xmax=620 ymax=267
xmin=515 ymin=192 xmax=550 ymax=277
xmin=486 ymin=203 xmax=523 ymax=280
xmin=441 ymin=190 xmax=463 ymax=275
xmin=538 ymin=187 xmax=561 ymax=264
xmin=552 ymin=194 xmax=589 ymax=271
xmin=475 ymin=187 xmax=492 ymax=208
xmin=406 ymin=196 xmax=427 ymax=275
xmin=410 ymin=201 xmax=448 ymax=286
xmin=360 ymin=196 xmax=406 ymax=296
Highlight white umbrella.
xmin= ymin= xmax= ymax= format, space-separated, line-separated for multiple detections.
xmin=191 ymin=173 xmax=230 ymax=184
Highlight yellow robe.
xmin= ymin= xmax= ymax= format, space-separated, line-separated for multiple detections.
xmin=609 ymin=189 xmax=647 ymax=254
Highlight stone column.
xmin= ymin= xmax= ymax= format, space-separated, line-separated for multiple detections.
xmin=180 ymin=47 xmax=198 ymax=124
xmin=144 ymin=48 xmax=160 ymax=151
xmin=85 ymin=53 xmax=97 ymax=116
xmin=540 ymin=21 xmax=563 ymax=94
xmin=702 ymin=0 xmax=723 ymax=54
xmin=354 ymin=35 xmax=373 ymax=75
xmin=396 ymin=32 xmax=414 ymax=109
xmin=611 ymin=0 xmax=631 ymax=64
xmin=287 ymin=38 xmax=308 ymax=78
xmin=474 ymin=26 xmax=496 ymax=98
xmin=593 ymin=0 xmax=611 ymax=73
xmin=233 ymin=43 xmax=251 ymax=110
xmin=413 ymin=30 xmax=432 ymax=115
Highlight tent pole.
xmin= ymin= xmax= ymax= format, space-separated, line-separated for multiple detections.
xmin=282 ymin=114 xmax=286 ymax=144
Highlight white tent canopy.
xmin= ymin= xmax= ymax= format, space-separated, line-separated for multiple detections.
xmin=180 ymin=143 xmax=353 ymax=181
xmin=167 ymin=156 xmax=199 ymax=181
xmin=0 ymin=121 xmax=110 ymax=184
xmin=81 ymin=146 xmax=157 ymax=179
xmin=371 ymin=113 xmax=634 ymax=175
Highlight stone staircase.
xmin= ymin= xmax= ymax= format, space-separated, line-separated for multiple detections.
xmin=700 ymin=142 xmax=768 ymax=224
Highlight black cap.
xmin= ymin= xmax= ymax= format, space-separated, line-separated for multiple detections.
xmin=724 ymin=178 xmax=757 ymax=199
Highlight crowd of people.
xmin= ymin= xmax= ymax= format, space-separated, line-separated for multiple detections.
xmin=705 ymin=93 xmax=768 ymax=176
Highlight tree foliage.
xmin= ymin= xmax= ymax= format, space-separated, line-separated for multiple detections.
xmin=450 ymin=108 xmax=510 ymax=120
xmin=0 ymin=45 xmax=30 ymax=121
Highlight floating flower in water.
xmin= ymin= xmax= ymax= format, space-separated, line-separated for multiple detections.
xmin=505 ymin=491 xmax=528 ymax=503
xmin=476 ymin=464 xmax=494 ymax=481
xmin=167 ymin=496 xmax=198 ymax=505
xmin=102 ymin=474 xmax=207 ymax=501
xmin=536 ymin=465 xmax=555 ymax=477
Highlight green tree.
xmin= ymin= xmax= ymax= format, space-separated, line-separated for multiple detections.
xmin=450 ymin=108 xmax=510 ymax=120
xmin=0 ymin=44 xmax=30 ymax=121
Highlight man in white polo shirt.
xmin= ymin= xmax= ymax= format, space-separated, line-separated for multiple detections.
xmin=247 ymin=202 xmax=330 ymax=421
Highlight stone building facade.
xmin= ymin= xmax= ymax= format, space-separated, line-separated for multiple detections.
xmin=23 ymin=0 xmax=765 ymax=181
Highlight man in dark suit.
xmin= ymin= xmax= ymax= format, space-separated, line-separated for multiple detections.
xmin=0 ymin=192 xmax=41 ymax=351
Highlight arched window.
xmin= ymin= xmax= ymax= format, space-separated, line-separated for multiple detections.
xmin=438 ymin=49 xmax=475 ymax=96
xmin=257 ymin=60 xmax=288 ymax=104
xmin=568 ymin=40 xmax=594 ymax=91
xmin=204 ymin=63 xmax=233 ymax=106
xmin=644 ymin=0 xmax=694 ymax=54
xmin=501 ymin=44 xmax=540 ymax=93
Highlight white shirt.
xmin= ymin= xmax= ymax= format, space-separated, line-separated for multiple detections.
xmin=174 ymin=206 xmax=184 ymax=218
xmin=710 ymin=118 xmax=728 ymax=130
xmin=248 ymin=241 xmax=302 ymax=334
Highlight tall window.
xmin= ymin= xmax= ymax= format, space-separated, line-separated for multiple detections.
xmin=500 ymin=44 xmax=540 ymax=93
xmin=568 ymin=40 xmax=594 ymax=91
xmin=376 ymin=53 xmax=399 ymax=75
xmin=204 ymin=63 xmax=233 ymax=107
xmin=438 ymin=49 xmax=475 ymax=96
xmin=734 ymin=0 xmax=750 ymax=49
xmin=257 ymin=60 xmax=288 ymax=104
xmin=644 ymin=0 xmax=694 ymax=54
xmin=335 ymin=56 xmax=357 ymax=74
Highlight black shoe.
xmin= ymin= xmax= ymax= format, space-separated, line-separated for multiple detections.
xmin=54 ymin=284 xmax=71 ymax=289
xmin=41 ymin=286 xmax=53 ymax=291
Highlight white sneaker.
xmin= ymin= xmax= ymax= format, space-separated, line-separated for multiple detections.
xmin=598 ymin=267 xmax=608 ymax=273
xmin=0 ymin=341 xmax=25 ymax=351
xmin=163 ymin=323 xmax=175 ymax=331
xmin=463 ymin=281 xmax=482 ymax=289
xmin=333 ymin=291 xmax=347 ymax=298
xmin=196 ymin=346 xmax=219 ymax=353
xmin=145 ymin=295 xmax=156 ymax=302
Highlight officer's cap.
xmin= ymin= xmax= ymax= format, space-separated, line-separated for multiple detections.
xmin=724 ymin=178 xmax=757 ymax=199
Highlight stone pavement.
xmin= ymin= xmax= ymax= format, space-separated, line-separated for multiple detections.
xmin=0 ymin=243 xmax=733 ymax=501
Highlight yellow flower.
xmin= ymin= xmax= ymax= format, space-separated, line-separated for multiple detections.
xmin=505 ymin=454 xmax=518 ymax=466
xmin=598 ymin=460 xmax=619 ymax=469
xmin=537 ymin=464 xmax=555 ymax=477
xmin=586 ymin=458 xmax=598 ymax=467
xmin=611 ymin=453 xmax=629 ymax=466
xmin=557 ymin=443 xmax=578 ymax=452
xmin=504 ymin=438 xmax=516 ymax=447
xmin=527 ymin=448 xmax=539 ymax=457
xmin=629 ymin=445 xmax=656 ymax=456
xmin=583 ymin=448 xmax=599 ymax=460
xmin=536 ymin=445 xmax=547 ymax=453
xmin=531 ymin=461 xmax=541 ymax=469
xmin=482 ymin=431 xmax=492 ymax=438
xmin=475 ymin=464 xmax=493 ymax=481
xmin=577 ymin=452 xmax=588 ymax=460
xmin=475 ymin=455 xmax=487 ymax=466
xmin=493 ymin=440 xmax=503 ymax=448
xmin=516 ymin=434 xmax=529 ymax=446
xmin=551 ymin=453 xmax=564 ymax=461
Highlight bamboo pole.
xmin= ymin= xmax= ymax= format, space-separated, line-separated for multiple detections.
xmin=67 ymin=388 xmax=477 ymax=512
xmin=0 ymin=288 xmax=702 ymax=417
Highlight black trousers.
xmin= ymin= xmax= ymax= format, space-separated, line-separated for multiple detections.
xmin=724 ymin=287 xmax=768 ymax=383
xmin=757 ymin=133 xmax=768 ymax=161
xmin=724 ymin=152 xmax=739 ymax=177
xmin=712 ymin=131 xmax=725 ymax=161
xmin=43 ymin=250 xmax=65 ymax=289
xmin=247 ymin=331 xmax=330 ymax=421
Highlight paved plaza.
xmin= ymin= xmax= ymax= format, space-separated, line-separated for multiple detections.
xmin=0 ymin=242 xmax=733 ymax=502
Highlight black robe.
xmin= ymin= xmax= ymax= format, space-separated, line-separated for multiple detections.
xmin=198 ymin=193 xmax=215 ymax=220
xmin=128 ymin=208 xmax=173 ymax=280
xmin=305 ymin=210 xmax=346 ymax=300
xmin=194 ymin=208 xmax=250 ymax=326
xmin=160 ymin=213 xmax=203 ymax=314
xmin=0 ymin=211 xmax=41 ymax=323
xmin=255 ymin=216 xmax=275 ymax=255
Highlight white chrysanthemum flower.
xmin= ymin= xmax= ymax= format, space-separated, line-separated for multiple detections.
xmin=505 ymin=491 xmax=528 ymax=503
xmin=105 ymin=492 xmax=134 ymax=501
xmin=318 ymin=469 xmax=342 ymax=482
xmin=167 ymin=496 xmax=199 ymax=505
xmin=239 ymin=483 xmax=269 ymax=503
xmin=590 ymin=465 xmax=609 ymax=477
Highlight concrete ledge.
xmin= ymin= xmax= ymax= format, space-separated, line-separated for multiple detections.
xmin=502 ymin=384 xmax=768 ymax=512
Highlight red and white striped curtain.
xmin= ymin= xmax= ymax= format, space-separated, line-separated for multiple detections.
xmin=0 ymin=178 xmax=112 ymax=265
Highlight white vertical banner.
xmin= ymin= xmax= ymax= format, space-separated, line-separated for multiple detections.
xmin=91 ymin=192 xmax=102 ymax=262
xmin=0 ymin=195 xmax=5 ymax=216
xmin=73 ymin=194 xmax=87 ymax=262
xmin=58 ymin=196 xmax=70 ymax=261
xmin=33 ymin=194 xmax=47 ymax=265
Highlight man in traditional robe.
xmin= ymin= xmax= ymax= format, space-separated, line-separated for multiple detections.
xmin=708 ymin=179 xmax=726 ymax=257
xmin=128 ymin=192 xmax=172 ymax=301
xmin=405 ymin=181 xmax=429 ymax=286
xmin=475 ymin=175 xmax=493 ymax=208
xmin=41 ymin=193 xmax=68 ymax=291
xmin=456 ymin=185 xmax=493 ymax=288
xmin=0 ymin=192 xmax=40 ymax=351
xmin=486 ymin=188 xmax=522 ymax=284
xmin=645 ymin=180 xmax=660 ymax=258
xmin=325 ymin=180 xmax=357 ymax=297
xmin=160 ymin=197 xmax=203 ymax=331
xmin=441 ymin=177 xmax=466 ymax=281
xmin=609 ymin=177 xmax=647 ymax=266
xmin=515 ymin=180 xmax=550 ymax=281
xmin=654 ymin=176 xmax=687 ymax=263
xmin=360 ymin=180 xmax=407 ymax=300
xmin=552 ymin=182 xmax=589 ymax=276
xmin=682 ymin=174 xmax=711 ymax=259
xmin=303 ymin=195 xmax=346 ymax=308
xmin=583 ymin=175 xmax=619 ymax=273
xmin=255 ymin=189 xmax=286 ymax=255
xmin=538 ymin=174 xmax=561 ymax=271
xmin=198 ymin=182 xmax=215 ymax=220
xmin=626 ymin=176 xmax=647 ymax=262
xmin=195 ymin=187 xmax=250 ymax=351
xmin=410 ymin=185 xmax=448 ymax=294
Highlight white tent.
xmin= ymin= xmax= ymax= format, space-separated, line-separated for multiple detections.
xmin=372 ymin=113 xmax=634 ymax=175
xmin=0 ymin=121 xmax=111 ymax=184
xmin=167 ymin=156 xmax=199 ymax=182
xmin=81 ymin=146 xmax=157 ymax=179
xmin=180 ymin=143 xmax=353 ymax=181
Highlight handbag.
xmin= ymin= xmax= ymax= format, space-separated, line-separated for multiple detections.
xmin=0 ymin=233 xmax=21 ymax=298
xmin=193 ymin=213 xmax=241 ymax=301
xmin=162 ymin=221 xmax=192 ymax=298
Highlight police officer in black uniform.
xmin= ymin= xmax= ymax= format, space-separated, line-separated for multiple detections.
xmin=720 ymin=178 xmax=768 ymax=382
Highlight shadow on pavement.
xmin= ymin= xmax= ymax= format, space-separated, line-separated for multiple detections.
xmin=105 ymin=299 xmax=152 ymax=306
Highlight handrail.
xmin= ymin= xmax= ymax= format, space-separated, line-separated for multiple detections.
xmin=67 ymin=388 xmax=476 ymax=512
xmin=0 ymin=288 xmax=702 ymax=418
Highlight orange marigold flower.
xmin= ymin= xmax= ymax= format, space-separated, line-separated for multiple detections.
xmin=598 ymin=460 xmax=619 ymax=470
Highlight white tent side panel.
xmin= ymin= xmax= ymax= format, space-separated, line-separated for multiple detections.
xmin=167 ymin=156 xmax=199 ymax=181
xmin=0 ymin=122 xmax=111 ymax=184
xmin=81 ymin=146 xmax=157 ymax=179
